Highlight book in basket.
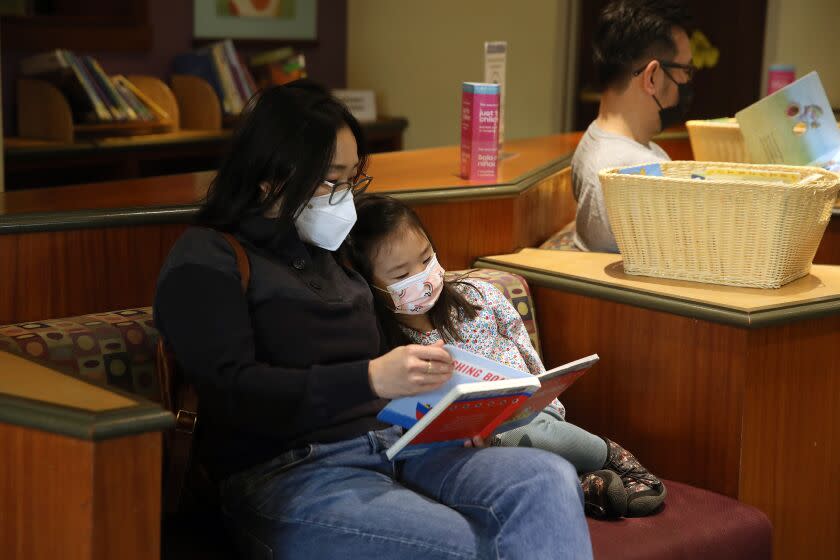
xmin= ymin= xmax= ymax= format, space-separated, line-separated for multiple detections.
xmin=380 ymin=346 xmax=599 ymax=460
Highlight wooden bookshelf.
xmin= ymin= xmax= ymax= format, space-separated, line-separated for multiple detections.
xmin=170 ymin=74 xmax=222 ymax=131
xmin=0 ymin=1 xmax=152 ymax=52
xmin=170 ymin=74 xmax=409 ymax=151
xmin=17 ymin=76 xmax=178 ymax=143
xmin=7 ymin=71 xmax=408 ymax=190
xmin=3 ymin=122 xmax=409 ymax=191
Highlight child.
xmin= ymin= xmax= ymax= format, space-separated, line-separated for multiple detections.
xmin=345 ymin=193 xmax=666 ymax=518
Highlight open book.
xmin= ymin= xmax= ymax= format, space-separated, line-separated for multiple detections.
xmin=380 ymin=346 xmax=599 ymax=460
xmin=735 ymin=71 xmax=840 ymax=172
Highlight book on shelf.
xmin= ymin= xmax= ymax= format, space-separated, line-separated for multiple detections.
xmin=173 ymin=40 xmax=257 ymax=117
xmin=249 ymin=47 xmax=307 ymax=88
xmin=19 ymin=49 xmax=168 ymax=126
xmin=112 ymin=75 xmax=170 ymax=121
xmin=112 ymin=79 xmax=155 ymax=121
xmin=237 ymin=52 xmax=258 ymax=95
xmin=379 ymin=346 xmax=599 ymax=460
xmin=21 ymin=49 xmax=111 ymax=122
xmin=223 ymin=39 xmax=256 ymax=107
xmin=20 ymin=49 xmax=69 ymax=76
xmin=84 ymin=56 xmax=132 ymax=121
xmin=211 ymin=41 xmax=244 ymax=114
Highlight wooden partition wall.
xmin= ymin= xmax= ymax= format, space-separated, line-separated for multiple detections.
xmin=0 ymin=351 xmax=172 ymax=559
xmin=476 ymin=250 xmax=840 ymax=560
xmin=0 ymin=135 xmax=580 ymax=325
xmin=1 ymin=130 xmax=837 ymax=326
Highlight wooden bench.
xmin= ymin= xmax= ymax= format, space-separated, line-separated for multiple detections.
xmin=1 ymin=268 xmax=771 ymax=559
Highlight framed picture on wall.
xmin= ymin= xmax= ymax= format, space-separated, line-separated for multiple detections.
xmin=194 ymin=0 xmax=317 ymax=41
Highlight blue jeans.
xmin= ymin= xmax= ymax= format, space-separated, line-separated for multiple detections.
xmin=220 ymin=426 xmax=592 ymax=560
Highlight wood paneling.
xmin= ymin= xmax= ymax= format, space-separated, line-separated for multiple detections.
xmin=513 ymin=167 xmax=575 ymax=247
xmin=0 ymin=165 xmax=570 ymax=323
xmin=0 ymin=171 xmax=212 ymax=215
xmin=531 ymin=284 xmax=840 ymax=560
xmin=533 ymin=286 xmax=746 ymax=497
xmin=740 ymin=317 xmax=840 ymax=560
xmin=93 ymin=433 xmax=162 ymax=560
xmin=0 ymin=424 xmax=161 ymax=560
xmin=0 ymin=423 xmax=93 ymax=559
xmin=414 ymin=169 xmax=573 ymax=271
xmin=656 ymin=134 xmax=695 ymax=160
xmin=815 ymin=217 xmax=840 ymax=265
xmin=0 ymin=224 xmax=187 ymax=324
xmin=414 ymin=199 xmax=516 ymax=271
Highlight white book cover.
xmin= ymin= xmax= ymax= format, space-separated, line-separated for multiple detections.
xmin=736 ymin=71 xmax=840 ymax=171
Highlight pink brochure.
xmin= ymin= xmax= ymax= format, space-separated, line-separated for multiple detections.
xmin=460 ymin=82 xmax=500 ymax=180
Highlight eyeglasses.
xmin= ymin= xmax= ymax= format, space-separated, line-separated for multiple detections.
xmin=633 ymin=59 xmax=696 ymax=82
xmin=321 ymin=174 xmax=373 ymax=205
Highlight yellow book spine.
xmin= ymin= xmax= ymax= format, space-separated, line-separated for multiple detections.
xmin=112 ymin=75 xmax=171 ymax=121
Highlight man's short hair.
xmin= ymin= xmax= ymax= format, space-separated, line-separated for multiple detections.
xmin=593 ymin=0 xmax=692 ymax=90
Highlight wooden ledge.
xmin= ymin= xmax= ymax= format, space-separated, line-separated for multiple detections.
xmin=476 ymin=249 xmax=840 ymax=328
xmin=0 ymin=351 xmax=173 ymax=440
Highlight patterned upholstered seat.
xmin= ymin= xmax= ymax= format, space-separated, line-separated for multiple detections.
xmin=0 ymin=308 xmax=161 ymax=400
xmin=540 ymin=220 xmax=581 ymax=252
xmin=449 ymin=269 xmax=541 ymax=357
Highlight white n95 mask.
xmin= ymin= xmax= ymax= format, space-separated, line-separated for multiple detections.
xmin=294 ymin=193 xmax=357 ymax=251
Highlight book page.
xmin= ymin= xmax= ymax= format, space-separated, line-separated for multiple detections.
xmin=736 ymin=72 xmax=840 ymax=167
xmin=497 ymin=355 xmax=598 ymax=432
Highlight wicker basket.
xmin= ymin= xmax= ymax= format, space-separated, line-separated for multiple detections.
xmin=600 ymin=161 xmax=840 ymax=288
xmin=686 ymin=119 xmax=749 ymax=162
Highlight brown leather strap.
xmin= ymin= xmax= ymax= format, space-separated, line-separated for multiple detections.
xmin=221 ymin=232 xmax=251 ymax=292
xmin=159 ymin=231 xmax=251 ymax=515
xmin=164 ymin=382 xmax=199 ymax=514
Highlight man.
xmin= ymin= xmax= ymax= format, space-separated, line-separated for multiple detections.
xmin=573 ymin=0 xmax=694 ymax=253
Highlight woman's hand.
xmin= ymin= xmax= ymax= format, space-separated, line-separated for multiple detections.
xmin=368 ymin=340 xmax=453 ymax=399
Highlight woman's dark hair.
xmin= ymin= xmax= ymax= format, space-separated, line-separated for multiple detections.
xmin=593 ymin=0 xmax=692 ymax=90
xmin=196 ymin=80 xmax=368 ymax=230
xmin=345 ymin=194 xmax=481 ymax=349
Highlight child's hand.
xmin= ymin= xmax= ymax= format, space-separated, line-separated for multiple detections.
xmin=368 ymin=340 xmax=453 ymax=399
xmin=464 ymin=436 xmax=489 ymax=448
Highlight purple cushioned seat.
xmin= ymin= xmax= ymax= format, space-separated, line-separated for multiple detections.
xmin=587 ymin=480 xmax=772 ymax=559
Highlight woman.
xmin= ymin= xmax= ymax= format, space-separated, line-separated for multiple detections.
xmin=154 ymin=80 xmax=592 ymax=559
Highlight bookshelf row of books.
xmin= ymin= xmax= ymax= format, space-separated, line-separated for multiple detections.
xmin=20 ymin=50 xmax=171 ymax=125
xmin=173 ymin=39 xmax=256 ymax=117
xmin=20 ymin=41 xmax=309 ymax=127
xmin=174 ymin=40 xmax=307 ymax=117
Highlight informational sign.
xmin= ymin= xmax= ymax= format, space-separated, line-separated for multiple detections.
xmin=484 ymin=41 xmax=507 ymax=146
xmin=332 ymin=89 xmax=377 ymax=123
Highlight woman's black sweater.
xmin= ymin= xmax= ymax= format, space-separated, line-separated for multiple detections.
xmin=154 ymin=215 xmax=388 ymax=479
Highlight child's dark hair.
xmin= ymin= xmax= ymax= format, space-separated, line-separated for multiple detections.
xmin=345 ymin=194 xmax=481 ymax=349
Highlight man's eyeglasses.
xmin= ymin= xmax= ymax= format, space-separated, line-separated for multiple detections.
xmin=633 ymin=59 xmax=696 ymax=82
xmin=321 ymin=174 xmax=373 ymax=205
